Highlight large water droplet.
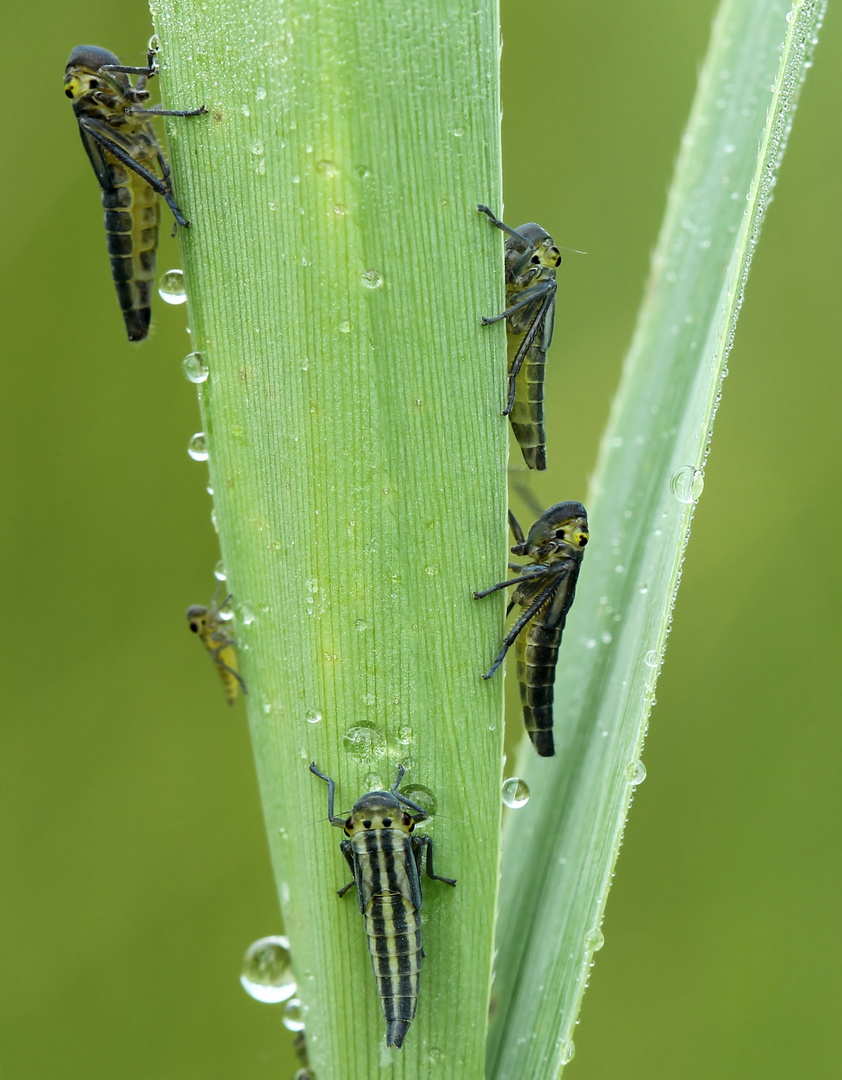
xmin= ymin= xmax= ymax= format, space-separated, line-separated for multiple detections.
xmin=338 ymin=320 xmax=352 ymax=334
xmin=158 ymin=269 xmax=187 ymax=304
xmin=559 ymin=1039 xmax=576 ymax=1065
xmin=240 ymin=936 xmax=296 ymax=1003
xmin=343 ymin=722 xmax=387 ymax=764
xmin=584 ymin=928 xmax=605 ymax=952
xmin=305 ymin=708 xmax=322 ymax=725
xmin=402 ymin=783 xmax=437 ymax=815
xmin=282 ymin=998 xmax=305 ymax=1032
xmin=182 ymin=352 xmax=209 ymax=383
xmin=627 ymin=760 xmax=647 ymax=786
xmin=187 ymin=432 xmax=208 ymax=461
xmin=361 ymin=268 xmax=383 ymax=289
xmin=214 ymin=560 xmax=227 ymax=582
xmin=502 ymin=777 xmax=530 ymax=809
xmin=643 ymin=649 xmax=659 ymax=668
xmin=670 ymin=465 xmax=704 ymax=504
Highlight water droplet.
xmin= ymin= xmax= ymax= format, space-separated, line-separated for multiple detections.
xmin=343 ymin=722 xmax=387 ymax=764
xmin=584 ymin=928 xmax=605 ymax=952
xmin=627 ymin=760 xmax=647 ymax=786
xmin=361 ymin=268 xmax=383 ymax=289
xmin=316 ymin=159 xmax=339 ymax=177
xmin=250 ymin=140 xmax=264 ymax=156
xmin=453 ymin=128 xmax=464 ymax=137
xmin=182 ymin=351 xmax=209 ymax=383
xmin=187 ymin=432 xmax=208 ymax=461
xmin=241 ymin=603 xmax=256 ymax=626
xmin=397 ymin=724 xmax=413 ymax=745
xmin=282 ymin=998 xmax=305 ymax=1032
xmin=147 ymin=33 xmax=160 ymax=53
xmin=559 ymin=1039 xmax=576 ymax=1065
xmin=255 ymin=86 xmax=267 ymax=100
xmin=240 ymin=936 xmax=296 ymax=1003
xmin=670 ymin=465 xmax=704 ymax=504
xmin=214 ymin=560 xmax=227 ymax=582
xmin=355 ymin=164 xmax=372 ymax=178
xmin=643 ymin=649 xmax=659 ymax=668
xmin=424 ymin=565 xmax=439 ymax=577
xmin=158 ymin=269 xmax=187 ymax=304
xmin=502 ymin=777 xmax=530 ymax=809
xmin=402 ymin=783 xmax=437 ymax=815
xmin=210 ymin=508 xmax=219 ymax=533
xmin=338 ymin=320 xmax=351 ymax=334
xmin=241 ymin=103 xmax=251 ymax=117
xmin=305 ymin=708 xmax=322 ymax=725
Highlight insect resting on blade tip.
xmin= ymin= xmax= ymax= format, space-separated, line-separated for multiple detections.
xmin=309 ymin=762 xmax=455 ymax=1049
xmin=186 ymin=589 xmax=247 ymax=705
xmin=64 ymin=44 xmax=206 ymax=341
xmin=474 ymin=502 xmax=589 ymax=757
xmin=478 ymin=204 xmax=561 ymax=471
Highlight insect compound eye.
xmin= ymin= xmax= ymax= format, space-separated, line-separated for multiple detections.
xmin=402 ymin=811 xmax=414 ymax=828
xmin=579 ymin=532 xmax=589 ymax=547
xmin=189 ymin=621 xmax=200 ymax=633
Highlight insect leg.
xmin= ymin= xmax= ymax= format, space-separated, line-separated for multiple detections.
xmin=208 ymin=640 xmax=248 ymax=694
xmin=477 ymin=204 xmax=534 ymax=246
xmin=129 ymin=104 xmax=208 ymax=118
xmin=309 ymin=762 xmax=346 ymax=827
xmin=481 ymin=577 xmax=560 ymax=679
xmin=508 ymin=509 xmax=526 ymax=546
xmin=413 ymin=835 xmax=456 ymax=887
xmin=337 ymin=843 xmax=357 ymax=897
xmin=473 ymin=563 xmax=551 ymax=600
xmin=78 ymin=119 xmax=192 ymax=226
xmin=503 ymin=291 xmax=555 ymax=415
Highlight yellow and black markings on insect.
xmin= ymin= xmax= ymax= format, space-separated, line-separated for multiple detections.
xmin=64 ymin=45 xmax=206 ymax=341
xmin=310 ymin=763 xmax=455 ymax=1049
xmin=186 ymin=591 xmax=247 ymax=705
xmin=474 ymin=502 xmax=588 ymax=757
xmin=478 ymin=204 xmax=561 ymax=471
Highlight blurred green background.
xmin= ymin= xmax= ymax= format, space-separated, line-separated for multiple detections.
xmin=2 ymin=2 xmax=839 ymax=1078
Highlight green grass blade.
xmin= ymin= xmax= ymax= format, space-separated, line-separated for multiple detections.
xmin=149 ymin=0 xmax=504 ymax=1076
xmin=487 ymin=1 xmax=827 ymax=1076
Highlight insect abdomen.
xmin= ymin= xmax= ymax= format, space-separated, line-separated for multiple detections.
xmin=355 ymin=829 xmax=423 ymax=1049
xmin=102 ymin=157 xmax=159 ymax=341
xmin=509 ymin=342 xmax=547 ymax=471
xmin=517 ymin=618 xmax=562 ymax=757
xmin=364 ymin=892 xmax=422 ymax=1048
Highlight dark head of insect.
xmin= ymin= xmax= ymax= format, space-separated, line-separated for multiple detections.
xmin=504 ymin=222 xmax=562 ymax=286
xmin=64 ymin=46 xmax=128 ymax=109
xmin=186 ymin=604 xmax=210 ymax=636
xmin=341 ymin=791 xmax=418 ymax=837
xmin=512 ymin=500 xmax=589 ymax=563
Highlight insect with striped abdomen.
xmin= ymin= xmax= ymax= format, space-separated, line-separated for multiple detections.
xmin=186 ymin=589 xmax=247 ymax=705
xmin=478 ymin=204 xmax=561 ymax=470
xmin=64 ymin=44 xmax=205 ymax=340
xmin=474 ymin=502 xmax=588 ymax=757
xmin=310 ymin=762 xmax=455 ymax=1049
